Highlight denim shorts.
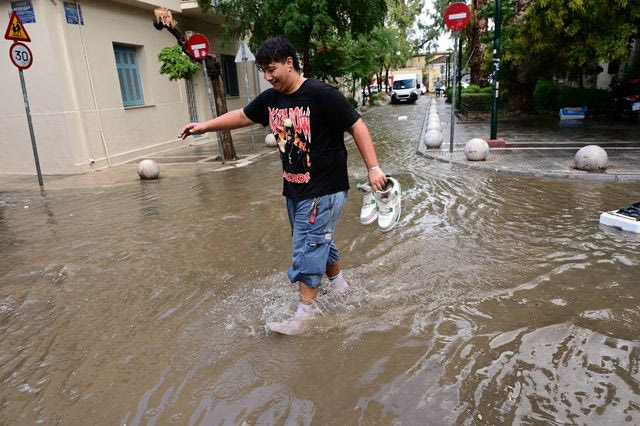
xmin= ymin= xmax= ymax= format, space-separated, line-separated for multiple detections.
xmin=286 ymin=191 xmax=348 ymax=288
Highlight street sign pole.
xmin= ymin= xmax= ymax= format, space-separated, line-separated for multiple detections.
xmin=235 ymin=41 xmax=256 ymax=151
xmin=202 ymin=59 xmax=225 ymax=164
xmin=443 ymin=2 xmax=471 ymax=153
xmin=241 ymin=43 xmax=255 ymax=151
xmin=449 ymin=32 xmax=459 ymax=153
xmin=18 ymin=64 xmax=43 ymax=187
xmin=490 ymin=0 xmax=502 ymax=140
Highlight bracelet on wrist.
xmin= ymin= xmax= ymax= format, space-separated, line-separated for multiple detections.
xmin=368 ymin=166 xmax=380 ymax=172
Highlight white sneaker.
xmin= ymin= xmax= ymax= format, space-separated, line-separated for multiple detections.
xmin=357 ymin=182 xmax=378 ymax=225
xmin=269 ymin=305 xmax=315 ymax=335
xmin=375 ymin=176 xmax=401 ymax=232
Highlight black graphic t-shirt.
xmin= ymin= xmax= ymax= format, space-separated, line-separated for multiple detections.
xmin=243 ymin=79 xmax=360 ymax=201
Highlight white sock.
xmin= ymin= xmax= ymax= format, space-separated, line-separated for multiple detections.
xmin=295 ymin=302 xmax=314 ymax=317
xmin=328 ymin=271 xmax=348 ymax=292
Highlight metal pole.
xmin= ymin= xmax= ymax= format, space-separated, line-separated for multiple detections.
xmin=457 ymin=35 xmax=463 ymax=109
xmin=243 ymin=59 xmax=255 ymax=151
xmin=19 ymin=68 xmax=43 ymax=187
xmin=449 ymin=32 xmax=459 ymax=153
xmin=202 ymin=59 xmax=225 ymax=163
xmin=490 ymin=0 xmax=502 ymax=140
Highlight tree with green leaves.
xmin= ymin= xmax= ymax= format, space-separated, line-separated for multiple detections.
xmin=492 ymin=0 xmax=640 ymax=111
xmin=158 ymin=45 xmax=201 ymax=81
xmin=196 ymin=0 xmax=387 ymax=79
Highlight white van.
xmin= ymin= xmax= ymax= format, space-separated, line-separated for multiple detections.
xmin=391 ymin=73 xmax=421 ymax=104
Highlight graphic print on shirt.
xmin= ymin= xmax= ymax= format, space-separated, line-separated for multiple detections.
xmin=269 ymin=106 xmax=311 ymax=184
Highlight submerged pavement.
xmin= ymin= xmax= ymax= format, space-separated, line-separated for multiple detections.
xmin=417 ymin=97 xmax=640 ymax=182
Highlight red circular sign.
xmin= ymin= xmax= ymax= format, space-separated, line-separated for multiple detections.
xmin=186 ymin=33 xmax=210 ymax=60
xmin=444 ymin=2 xmax=471 ymax=31
xmin=9 ymin=42 xmax=33 ymax=70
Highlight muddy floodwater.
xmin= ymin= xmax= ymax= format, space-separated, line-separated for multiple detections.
xmin=1 ymin=99 xmax=639 ymax=424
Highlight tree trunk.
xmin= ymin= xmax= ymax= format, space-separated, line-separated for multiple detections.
xmin=205 ymin=55 xmax=237 ymax=160
xmin=469 ymin=0 xmax=488 ymax=85
xmin=507 ymin=75 xmax=536 ymax=113
xmin=152 ymin=14 xmax=236 ymax=159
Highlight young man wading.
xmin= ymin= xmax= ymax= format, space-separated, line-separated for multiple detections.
xmin=179 ymin=36 xmax=387 ymax=335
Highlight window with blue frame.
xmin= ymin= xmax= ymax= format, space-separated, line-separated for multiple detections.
xmin=220 ymin=54 xmax=239 ymax=97
xmin=113 ymin=44 xmax=145 ymax=107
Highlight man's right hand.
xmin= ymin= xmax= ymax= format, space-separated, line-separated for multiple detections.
xmin=178 ymin=122 xmax=206 ymax=140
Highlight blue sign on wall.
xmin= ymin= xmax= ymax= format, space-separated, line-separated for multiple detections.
xmin=11 ymin=0 xmax=36 ymax=23
xmin=63 ymin=2 xmax=84 ymax=25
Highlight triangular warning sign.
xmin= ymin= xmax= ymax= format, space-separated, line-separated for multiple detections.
xmin=4 ymin=11 xmax=31 ymax=42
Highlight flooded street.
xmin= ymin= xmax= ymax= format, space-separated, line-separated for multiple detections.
xmin=1 ymin=98 xmax=639 ymax=424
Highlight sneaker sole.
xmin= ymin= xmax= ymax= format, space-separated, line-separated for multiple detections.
xmin=360 ymin=212 xmax=378 ymax=225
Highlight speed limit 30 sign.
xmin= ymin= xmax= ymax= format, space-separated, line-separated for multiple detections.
xmin=9 ymin=42 xmax=33 ymax=70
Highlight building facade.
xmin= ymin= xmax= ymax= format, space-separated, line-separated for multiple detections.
xmin=1 ymin=0 xmax=260 ymax=175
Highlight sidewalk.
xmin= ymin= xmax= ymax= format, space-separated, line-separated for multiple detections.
xmin=0 ymin=126 xmax=274 ymax=192
xmin=417 ymin=97 xmax=640 ymax=181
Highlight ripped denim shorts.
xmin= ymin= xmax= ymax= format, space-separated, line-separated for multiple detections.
xmin=286 ymin=191 xmax=348 ymax=288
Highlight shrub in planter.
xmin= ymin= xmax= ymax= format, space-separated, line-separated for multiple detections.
xmin=480 ymin=86 xmax=493 ymax=94
xmin=558 ymin=87 xmax=607 ymax=115
xmin=533 ymin=80 xmax=560 ymax=112
xmin=461 ymin=93 xmax=492 ymax=111
xmin=463 ymin=84 xmax=482 ymax=93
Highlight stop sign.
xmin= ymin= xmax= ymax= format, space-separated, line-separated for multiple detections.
xmin=186 ymin=33 xmax=210 ymax=60
xmin=444 ymin=2 xmax=471 ymax=31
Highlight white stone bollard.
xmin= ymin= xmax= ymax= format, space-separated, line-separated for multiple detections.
xmin=464 ymin=138 xmax=490 ymax=161
xmin=427 ymin=121 xmax=442 ymax=131
xmin=137 ymin=159 xmax=160 ymax=179
xmin=265 ymin=133 xmax=277 ymax=147
xmin=425 ymin=130 xmax=443 ymax=148
xmin=428 ymin=116 xmax=440 ymax=124
xmin=574 ymin=145 xmax=608 ymax=170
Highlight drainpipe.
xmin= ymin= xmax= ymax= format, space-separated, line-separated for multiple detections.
xmin=75 ymin=1 xmax=111 ymax=166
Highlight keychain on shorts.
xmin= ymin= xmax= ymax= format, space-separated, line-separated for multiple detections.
xmin=309 ymin=197 xmax=319 ymax=224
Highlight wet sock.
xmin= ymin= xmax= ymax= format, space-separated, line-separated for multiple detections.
xmin=295 ymin=302 xmax=314 ymax=317
xmin=328 ymin=271 xmax=348 ymax=294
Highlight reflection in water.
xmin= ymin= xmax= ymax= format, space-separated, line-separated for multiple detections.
xmin=1 ymin=98 xmax=639 ymax=424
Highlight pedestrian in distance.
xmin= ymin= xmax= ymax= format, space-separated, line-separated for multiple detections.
xmin=179 ymin=36 xmax=387 ymax=335
xmin=435 ymin=78 xmax=443 ymax=98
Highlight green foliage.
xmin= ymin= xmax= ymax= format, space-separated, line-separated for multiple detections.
xmin=370 ymin=93 xmax=381 ymax=102
xmin=198 ymin=0 xmax=388 ymax=79
xmin=461 ymin=93 xmax=492 ymax=111
xmin=347 ymin=97 xmax=358 ymax=109
xmin=533 ymin=80 xmax=608 ymax=114
xmin=158 ymin=45 xmax=200 ymax=81
xmin=462 ymin=84 xmax=481 ymax=93
xmin=533 ymin=80 xmax=560 ymax=112
xmin=513 ymin=0 xmax=640 ymax=80
xmin=480 ymin=86 xmax=493 ymax=94
xmin=444 ymin=86 xmax=452 ymax=103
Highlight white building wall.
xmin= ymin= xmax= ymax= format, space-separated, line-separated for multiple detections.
xmin=1 ymin=0 xmax=258 ymax=175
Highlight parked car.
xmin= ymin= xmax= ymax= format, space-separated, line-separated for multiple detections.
xmin=607 ymin=78 xmax=640 ymax=122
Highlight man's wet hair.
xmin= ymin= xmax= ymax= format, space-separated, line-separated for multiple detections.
xmin=256 ymin=36 xmax=300 ymax=72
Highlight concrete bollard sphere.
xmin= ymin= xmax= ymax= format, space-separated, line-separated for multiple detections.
xmin=574 ymin=145 xmax=608 ymax=170
xmin=137 ymin=159 xmax=160 ymax=179
xmin=428 ymin=113 xmax=439 ymax=121
xmin=428 ymin=116 xmax=440 ymax=124
xmin=425 ymin=130 xmax=443 ymax=148
xmin=427 ymin=121 xmax=442 ymax=131
xmin=265 ymin=133 xmax=277 ymax=147
xmin=464 ymin=138 xmax=490 ymax=161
